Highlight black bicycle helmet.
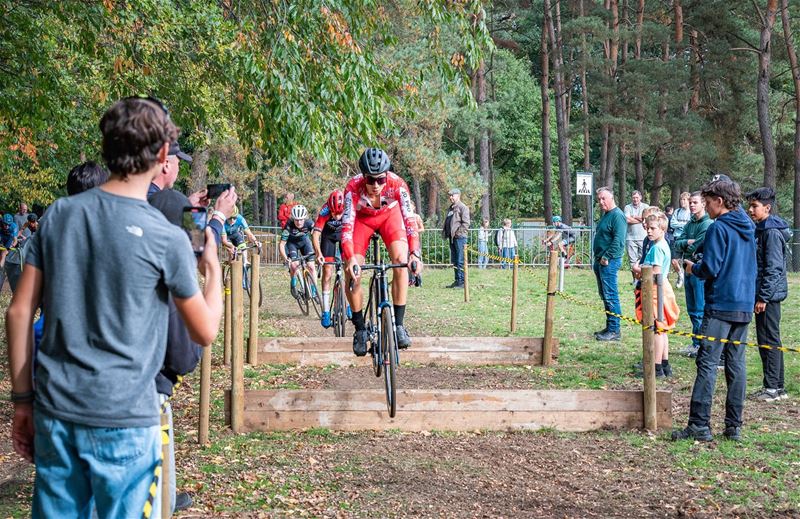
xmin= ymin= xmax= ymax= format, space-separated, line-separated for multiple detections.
xmin=358 ymin=148 xmax=391 ymax=176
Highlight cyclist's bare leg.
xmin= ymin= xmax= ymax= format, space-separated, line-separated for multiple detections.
xmin=345 ymin=254 xmax=366 ymax=312
xmin=306 ymin=261 xmax=317 ymax=281
xmin=387 ymin=240 xmax=409 ymax=305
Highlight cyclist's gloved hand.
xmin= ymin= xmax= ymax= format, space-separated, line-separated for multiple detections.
xmin=346 ymin=257 xmax=360 ymax=280
xmin=316 ymin=254 xmax=325 ymax=266
xmin=408 ymin=253 xmax=423 ymax=275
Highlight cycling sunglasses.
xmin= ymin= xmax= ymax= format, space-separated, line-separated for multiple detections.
xmin=365 ymin=175 xmax=388 ymax=186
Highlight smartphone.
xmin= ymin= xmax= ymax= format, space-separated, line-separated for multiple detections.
xmin=182 ymin=206 xmax=207 ymax=255
xmin=206 ymin=183 xmax=232 ymax=199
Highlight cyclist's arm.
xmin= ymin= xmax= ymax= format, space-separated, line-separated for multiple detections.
xmin=311 ymin=229 xmax=323 ymax=258
xmin=394 ymin=177 xmax=420 ymax=256
xmin=279 ymin=237 xmax=289 ymax=262
xmin=244 ymin=228 xmax=258 ymax=244
xmin=341 ymin=186 xmax=356 ymax=261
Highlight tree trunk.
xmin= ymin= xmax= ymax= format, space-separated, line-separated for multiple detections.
xmin=189 ymin=147 xmax=209 ymax=193
xmin=758 ymin=0 xmax=780 ymax=188
xmin=251 ymin=175 xmax=261 ymax=225
xmin=780 ymin=0 xmax=800 ymax=270
xmin=262 ymin=190 xmax=276 ymax=226
xmin=634 ymin=145 xmax=644 ymax=194
xmin=477 ymin=61 xmax=491 ymax=222
xmin=541 ymin=26 xmax=554 ymax=224
xmin=545 ymin=0 xmax=572 ymax=223
xmin=651 ymin=150 xmax=663 ymax=207
xmin=412 ymin=176 xmax=423 ymax=217
xmin=427 ymin=178 xmax=440 ymax=225
xmin=580 ymin=0 xmax=590 ymax=172
xmin=467 ymin=70 xmax=477 ymax=166
xmin=605 ymin=140 xmax=617 ymax=194
xmin=600 ymin=125 xmax=610 ymax=186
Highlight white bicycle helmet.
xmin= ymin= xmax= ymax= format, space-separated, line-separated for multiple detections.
xmin=290 ymin=204 xmax=308 ymax=220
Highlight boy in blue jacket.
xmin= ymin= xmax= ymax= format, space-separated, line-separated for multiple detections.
xmin=746 ymin=187 xmax=790 ymax=402
xmin=673 ymin=175 xmax=756 ymax=442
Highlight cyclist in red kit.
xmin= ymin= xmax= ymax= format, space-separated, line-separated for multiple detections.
xmin=343 ymin=148 xmax=423 ymax=356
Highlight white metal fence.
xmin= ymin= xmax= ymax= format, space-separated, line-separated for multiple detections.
xmin=249 ymin=226 xmax=594 ymax=267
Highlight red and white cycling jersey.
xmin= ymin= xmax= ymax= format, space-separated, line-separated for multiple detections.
xmin=341 ymin=173 xmax=420 ymax=260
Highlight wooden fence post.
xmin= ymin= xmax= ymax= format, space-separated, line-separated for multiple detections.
xmin=542 ymin=250 xmax=559 ymax=366
xmin=463 ymin=243 xmax=470 ymax=303
xmin=160 ymin=411 xmax=171 ymax=518
xmin=223 ymin=273 xmax=232 ymax=366
xmin=510 ymin=255 xmax=519 ymax=332
xmin=198 ymin=343 xmax=211 ymax=445
xmin=247 ymin=247 xmax=261 ymax=366
xmin=641 ymin=265 xmax=657 ymax=431
xmin=230 ymin=259 xmax=245 ymax=433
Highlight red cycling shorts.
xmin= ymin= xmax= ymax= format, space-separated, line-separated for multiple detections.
xmin=350 ymin=203 xmax=408 ymax=258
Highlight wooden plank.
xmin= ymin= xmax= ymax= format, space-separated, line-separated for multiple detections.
xmin=257 ymin=337 xmax=559 ymax=366
xmin=224 ymin=389 xmax=671 ymax=432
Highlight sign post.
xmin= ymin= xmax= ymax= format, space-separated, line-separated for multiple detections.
xmin=576 ymin=171 xmax=594 ymax=264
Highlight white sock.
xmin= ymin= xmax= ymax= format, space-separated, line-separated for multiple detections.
xmin=322 ymin=291 xmax=331 ymax=311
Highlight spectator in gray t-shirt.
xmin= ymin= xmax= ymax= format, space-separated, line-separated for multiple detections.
xmin=6 ymin=97 xmax=228 ymax=518
xmin=14 ymin=203 xmax=31 ymax=239
xmin=624 ymin=190 xmax=650 ymax=269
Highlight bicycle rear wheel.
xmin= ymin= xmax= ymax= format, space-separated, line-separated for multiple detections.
xmin=305 ymin=270 xmax=322 ymax=318
xmin=381 ymin=309 xmax=397 ymax=417
xmin=569 ymin=250 xmax=592 ymax=269
xmin=242 ymin=264 xmax=251 ymax=298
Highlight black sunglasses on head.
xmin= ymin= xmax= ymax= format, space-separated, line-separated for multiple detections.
xmin=123 ymin=95 xmax=169 ymax=116
xmin=365 ymin=175 xmax=387 ymax=185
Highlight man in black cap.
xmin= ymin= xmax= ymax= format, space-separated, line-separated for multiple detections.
xmin=148 ymin=186 xmax=235 ymax=513
xmin=148 ymin=141 xmax=193 ymax=198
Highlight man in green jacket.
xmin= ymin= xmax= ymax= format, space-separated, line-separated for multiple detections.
xmin=592 ymin=187 xmax=627 ymax=341
xmin=673 ymin=191 xmax=713 ymax=356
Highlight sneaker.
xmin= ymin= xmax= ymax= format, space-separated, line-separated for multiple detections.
xmin=680 ymin=345 xmax=698 ymax=357
xmin=352 ymin=329 xmax=369 ymax=357
xmin=395 ymin=325 xmax=412 ymax=349
xmin=595 ymin=330 xmax=621 ymax=342
xmin=174 ymin=492 xmax=193 ymax=512
xmin=452 ymin=283 xmax=464 ymax=289
xmin=320 ymin=311 xmax=332 ymax=329
xmin=722 ymin=426 xmax=742 ymax=442
xmin=662 ymin=363 xmax=673 ymax=378
xmin=754 ymin=388 xmax=781 ymax=402
xmin=671 ymin=424 xmax=713 ymax=442
xmin=778 ymin=388 xmax=789 ymax=400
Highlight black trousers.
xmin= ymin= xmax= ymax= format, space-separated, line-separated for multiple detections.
xmin=756 ymin=302 xmax=784 ymax=390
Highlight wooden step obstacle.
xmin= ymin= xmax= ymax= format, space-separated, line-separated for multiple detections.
xmin=225 ymin=389 xmax=672 ymax=433
xmin=257 ymin=336 xmax=559 ymax=367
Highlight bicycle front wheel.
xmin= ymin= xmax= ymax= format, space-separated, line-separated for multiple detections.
xmin=333 ymin=278 xmax=346 ymax=337
xmin=381 ymin=309 xmax=397 ymax=417
xmin=305 ymin=270 xmax=322 ymax=318
xmin=295 ymin=272 xmax=309 ymax=316
xmin=242 ymin=264 xmax=251 ymax=298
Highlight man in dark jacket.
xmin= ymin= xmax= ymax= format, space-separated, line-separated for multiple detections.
xmin=746 ymin=187 xmax=790 ymax=402
xmin=675 ymin=175 xmax=756 ymax=442
xmin=149 ymin=187 xmax=231 ymax=513
xmin=592 ymin=187 xmax=627 ymax=341
xmin=673 ymin=192 xmax=713 ymax=357
xmin=442 ymin=188 xmax=470 ymax=288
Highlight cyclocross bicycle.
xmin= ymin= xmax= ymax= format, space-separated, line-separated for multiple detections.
xmin=289 ymin=253 xmax=322 ymax=318
xmin=352 ymin=235 xmax=415 ymax=418
xmin=322 ymin=259 xmax=348 ymax=337
xmin=223 ymin=242 xmax=263 ymax=307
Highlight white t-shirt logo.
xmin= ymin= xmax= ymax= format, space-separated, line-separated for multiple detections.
xmin=126 ymin=225 xmax=143 ymax=237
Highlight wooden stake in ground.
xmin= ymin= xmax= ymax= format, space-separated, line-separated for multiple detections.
xmin=223 ymin=271 xmax=232 ymax=366
xmin=640 ymin=265 xmax=657 ymax=431
xmin=198 ymin=340 xmax=211 ymax=445
xmin=247 ymin=246 xmax=261 ymax=366
xmin=160 ymin=411 xmax=171 ymax=518
xmin=463 ymin=243 xmax=470 ymax=303
xmin=542 ymin=250 xmax=559 ymax=366
xmin=230 ymin=258 xmax=245 ymax=433
xmin=510 ymin=255 xmax=519 ymax=332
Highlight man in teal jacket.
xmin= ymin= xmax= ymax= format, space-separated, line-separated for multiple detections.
xmin=592 ymin=187 xmax=627 ymax=341
xmin=673 ymin=191 xmax=713 ymax=357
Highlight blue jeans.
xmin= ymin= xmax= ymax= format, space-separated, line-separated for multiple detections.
xmin=501 ymin=247 xmax=516 ymax=269
xmin=478 ymin=241 xmax=488 ymax=269
xmin=33 ymin=411 xmax=162 ymax=519
xmin=593 ymin=258 xmax=622 ymax=333
xmin=688 ymin=316 xmax=748 ymax=429
xmin=449 ymin=237 xmax=467 ymax=283
xmin=684 ymin=274 xmax=705 ymax=348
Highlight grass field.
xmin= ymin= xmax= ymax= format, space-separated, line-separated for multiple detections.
xmin=1 ymin=265 xmax=799 ymax=517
